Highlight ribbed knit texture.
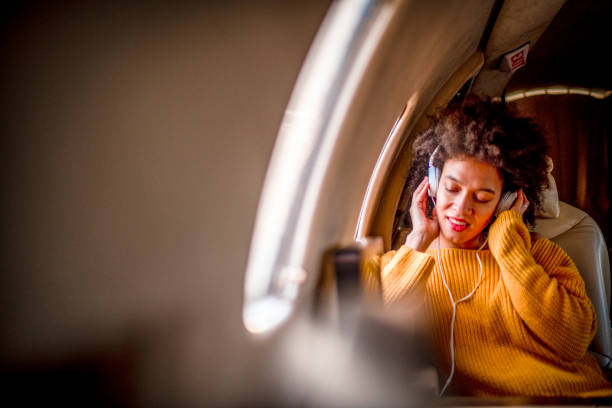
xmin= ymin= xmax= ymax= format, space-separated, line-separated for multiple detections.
xmin=380 ymin=210 xmax=612 ymax=397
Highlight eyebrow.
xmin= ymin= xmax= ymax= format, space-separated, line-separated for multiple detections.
xmin=445 ymin=175 xmax=497 ymax=194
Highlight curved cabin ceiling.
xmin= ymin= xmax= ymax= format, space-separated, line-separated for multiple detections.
xmin=471 ymin=0 xmax=567 ymax=97
xmin=471 ymin=0 xmax=612 ymax=96
xmin=507 ymin=0 xmax=612 ymax=91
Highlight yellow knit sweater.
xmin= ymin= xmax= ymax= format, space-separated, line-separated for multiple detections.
xmin=380 ymin=210 xmax=612 ymax=397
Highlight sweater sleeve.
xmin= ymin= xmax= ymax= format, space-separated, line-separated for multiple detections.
xmin=488 ymin=210 xmax=597 ymax=361
xmin=379 ymin=245 xmax=435 ymax=306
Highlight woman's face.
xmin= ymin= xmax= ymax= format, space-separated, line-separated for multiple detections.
xmin=435 ymin=157 xmax=503 ymax=249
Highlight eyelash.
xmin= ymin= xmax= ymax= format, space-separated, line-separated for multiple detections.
xmin=444 ymin=187 xmax=492 ymax=204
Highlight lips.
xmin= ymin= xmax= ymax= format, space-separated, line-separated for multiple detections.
xmin=447 ymin=216 xmax=469 ymax=232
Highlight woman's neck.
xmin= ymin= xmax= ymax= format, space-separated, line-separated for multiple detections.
xmin=434 ymin=234 xmax=487 ymax=250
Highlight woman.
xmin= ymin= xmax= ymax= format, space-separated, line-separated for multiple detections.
xmin=380 ymin=98 xmax=612 ymax=397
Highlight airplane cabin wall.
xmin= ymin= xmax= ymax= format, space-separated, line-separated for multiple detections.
xmin=510 ymin=95 xmax=611 ymax=254
xmin=1 ymin=1 xmax=332 ymax=406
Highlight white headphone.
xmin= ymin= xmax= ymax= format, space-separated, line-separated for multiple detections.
xmin=427 ymin=145 xmax=517 ymax=216
xmin=427 ymin=145 xmax=514 ymax=395
xmin=436 ymin=237 xmax=486 ymax=395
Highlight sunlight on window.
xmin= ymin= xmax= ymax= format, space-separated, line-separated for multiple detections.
xmin=243 ymin=0 xmax=397 ymax=334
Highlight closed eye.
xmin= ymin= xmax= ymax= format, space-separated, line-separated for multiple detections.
xmin=475 ymin=194 xmax=495 ymax=203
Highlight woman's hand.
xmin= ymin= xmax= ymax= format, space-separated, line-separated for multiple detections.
xmin=510 ymin=189 xmax=529 ymax=215
xmin=404 ymin=176 xmax=439 ymax=252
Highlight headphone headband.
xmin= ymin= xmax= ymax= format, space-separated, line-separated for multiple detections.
xmin=428 ymin=146 xmax=441 ymax=198
xmin=429 ymin=145 xmax=440 ymax=167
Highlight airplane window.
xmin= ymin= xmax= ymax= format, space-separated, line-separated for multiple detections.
xmin=355 ymin=94 xmax=418 ymax=241
xmin=243 ymin=0 xmax=395 ymax=334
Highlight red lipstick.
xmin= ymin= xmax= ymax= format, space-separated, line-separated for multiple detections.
xmin=447 ymin=216 xmax=468 ymax=232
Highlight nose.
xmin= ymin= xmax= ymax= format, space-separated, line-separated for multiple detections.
xmin=453 ymin=192 xmax=472 ymax=215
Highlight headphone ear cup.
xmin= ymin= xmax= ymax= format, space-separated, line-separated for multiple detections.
xmin=428 ymin=165 xmax=440 ymax=198
xmin=494 ymin=191 xmax=518 ymax=216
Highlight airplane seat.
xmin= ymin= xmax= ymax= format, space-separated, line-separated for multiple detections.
xmin=533 ymin=201 xmax=612 ymax=370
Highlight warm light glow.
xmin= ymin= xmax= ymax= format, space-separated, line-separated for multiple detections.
xmin=524 ymin=88 xmax=546 ymax=98
xmin=546 ymin=85 xmax=568 ymax=95
xmin=569 ymin=87 xmax=590 ymax=96
xmin=505 ymin=86 xmax=611 ymax=102
xmin=243 ymin=296 xmax=293 ymax=334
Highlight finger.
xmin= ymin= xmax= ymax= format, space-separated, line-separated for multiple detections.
xmin=510 ymin=190 xmax=524 ymax=212
xmin=522 ymin=191 xmax=530 ymax=206
xmin=518 ymin=190 xmax=529 ymax=211
xmin=511 ymin=190 xmax=529 ymax=214
xmin=414 ymin=176 xmax=429 ymax=196
xmin=410 ymin=178 xmax=430 ymax=220
xmin=412 ymin=177 xmax=430 ymax=205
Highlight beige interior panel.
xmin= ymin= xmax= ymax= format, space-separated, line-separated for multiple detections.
xmin=472 ymin=0 xmax=566 ymax=97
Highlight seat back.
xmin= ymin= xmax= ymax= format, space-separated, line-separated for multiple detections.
xmin=534 ymin=201 xmax=612 ymax=369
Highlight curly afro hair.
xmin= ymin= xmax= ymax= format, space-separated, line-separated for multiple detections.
xmin=405 ymin=96 xmax=549 ymax=227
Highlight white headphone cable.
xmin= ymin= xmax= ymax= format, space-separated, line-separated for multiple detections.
xmin=437 ymin=237 xmax=486 ymax=396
